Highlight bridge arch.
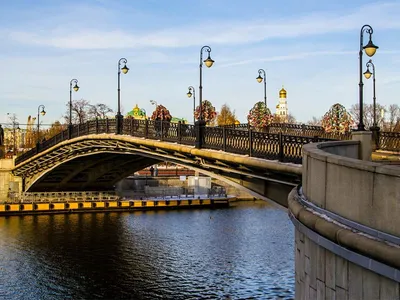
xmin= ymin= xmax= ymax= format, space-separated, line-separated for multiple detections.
xmin=13 ymin=134 xmax=301 ymax=206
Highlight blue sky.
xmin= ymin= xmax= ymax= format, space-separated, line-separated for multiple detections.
xmin=1 ymin=0 xmax=400 ymax=126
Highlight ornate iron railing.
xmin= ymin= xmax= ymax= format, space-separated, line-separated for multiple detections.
xmin=15 ymin=118 xmax=399 ymax=166
xmin=378 ymin=131 xmax=400 ymax=152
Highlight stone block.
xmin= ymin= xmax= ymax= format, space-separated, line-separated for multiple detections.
xmin=309 ymin=287 xmax=317 ymax=300
xmin=335 ymin=256 xmax=348 ymax=290
xmin=348 ymin=262 xmax=363 ymax=300
xmin=351 ymin=131 xmax=372 ymax=161
xmin=316 ymin=279 xmax=325 ymax=300
xmin=317 ymin=245 xmax=326 ymax=282
xmin=362 ymin=270 xmax=380 ymax=300
xmin=325 ymin=287 xmax=336 ymax=300
xmin=372 ymin=171 xmax=400 ymax=237
xmin=335 ymin=286 xmax=348 ymax=300
xmin=307 ymin=156 xmax=327 ymax=208
xmin=379 ymin=276 xmax=399 ymax=300
xmin=325 ymin=162 xmax=374 ymax=225
xmin=325 ymin=250 xmax=336 ymax=289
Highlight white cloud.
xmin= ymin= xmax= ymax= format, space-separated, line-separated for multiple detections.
xmin=4 ymin=2 xmax=400 ymax=50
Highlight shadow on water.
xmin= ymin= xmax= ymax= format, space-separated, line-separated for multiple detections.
xmin=0 ymin=201 xmax=294 ymax=300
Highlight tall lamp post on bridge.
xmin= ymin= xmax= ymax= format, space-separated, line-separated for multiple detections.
xmin=69 ymin=79 xmax=80 ymax=139
xmin=117 ymin=58 xmax=129 ymax=134
xmin=187 ymin=86 xmax=196 ymax=124
xmin=199 ymin=46 xmax=214 ymax=122
xmin=36 ymin=105 xmax=46 ymax=145
xmin=256 ymin=69 xmax=267 ymax=107
xmin=197 ymin=45 xmax=214 ymax=149
xmin=363 ymin=59 xmax=377 ymax=129
xmin=364 ymin=59 xmax=379 ymax=149
xmin=357 ymin=24 xmax=378 ymax=131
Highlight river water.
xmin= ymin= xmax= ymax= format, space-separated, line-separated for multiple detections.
xmin=0 ymin=201 xmax=294 ymax=299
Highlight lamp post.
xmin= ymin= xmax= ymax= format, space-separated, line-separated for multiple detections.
xmin=199 ymin=45 xmax=214 ymax=122
xmin=358 ymin=25 xmax=378 ymax=131
xmin=256 ymin=69 xmax=267 ymax=107
xmin=69 ymin=79 xmax=79 ymax=138
xmin=117 ymin=58 xmax=129 ymax=134
xmin=187 ymin=86 xmax=196 ymax=124
xmin=363 ymin=59 xmax=377 ymax=129
xmin=36 ymin=105 xmax=46 ymax=144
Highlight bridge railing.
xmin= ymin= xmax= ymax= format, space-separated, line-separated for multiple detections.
xmin=14 ymin=118 xmax=399 ymax=166
xmin=3 ymin=191 xmax=118 ymax=203
xmin=378 ymin=131 xmax=400 ymax=152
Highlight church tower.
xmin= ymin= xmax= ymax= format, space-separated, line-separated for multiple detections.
xmin=275 ymin=86 xmax=289 ymax=123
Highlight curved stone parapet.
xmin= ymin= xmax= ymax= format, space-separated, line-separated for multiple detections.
xmin=302 ymin=140 xmax=400 ymax=237
xmin=290 ymin=140 xmax=400 ymax=300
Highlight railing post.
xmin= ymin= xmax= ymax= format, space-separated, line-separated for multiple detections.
xmin=116 ymin=114 xmax=123 ymax=134
xmin=249 ymin=129 xmax=253 ymax=157
xmin=222 ymin=127 xmax=227 ymax=152
xmin=130 ymin=118 xmax=134 ymax=135
xmin=177 ymin=121 xmax=182 ymax=143
xmin=106 ymin=118 xmax=109 ymax=133
xmin=77 ymin=124 xmax=80 ymax=137
xmin=195 ymin=120 xmax=206 ymax=149
xmin=96 ymin=118 xmax=99 ymax=134
xmin=371 ymin=126 xmax=380 ymax=151
xmin=145 ymin=119 xmax=149 ymax=138
xmin=301 ymin=123 xmax=306 ymax=135
xmin=278 ymin=132 xmax=284 ymax=162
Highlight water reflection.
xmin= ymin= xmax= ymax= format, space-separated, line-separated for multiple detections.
xmin=0 ymin=201 xmax=294 ymax=299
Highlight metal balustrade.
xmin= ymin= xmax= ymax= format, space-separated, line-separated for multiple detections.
xmin=14 ymin=118 xmax=399 ymax=166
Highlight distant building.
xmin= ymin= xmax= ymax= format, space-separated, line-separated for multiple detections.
xmin=275 ymin=86 xmax=289 ymax=123
xmin=126 ymin=104 xmax=147 ymax=120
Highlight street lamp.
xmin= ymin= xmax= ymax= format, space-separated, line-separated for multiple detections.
xmin=37 ymin=105 xmax=46 ymax=144
xmin=256 ymin=69 xmax=267 ymax=107
xmin=358 ymin=24 xmax=378 ymax=131
xmin=364 ymin=59 xmax=377 ymax=129
xmin=199 ymin=45 xmax=214 ymax=122
xmin=69 ymin=79 xmax=79 ymax=138
xmin=187 ymin=86 xmax=196 ymax=124
xmin=117 ymin=58 xmax=129 ymax=134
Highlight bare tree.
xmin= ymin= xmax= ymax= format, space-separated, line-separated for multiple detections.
xmin=387 ymin=104 xmax=400 ymax=131
xmin=307 ymin=116 xmax=322 ymax=126
xmin=349 ymin=103 xmax=386 ymax=130
xmin=88 ymin=103 xmax=114 ymax=119
xmin=287 ymin=113 xmax=296 ymax=123
xmin=65 ymin=99 xmax=91 ymax=124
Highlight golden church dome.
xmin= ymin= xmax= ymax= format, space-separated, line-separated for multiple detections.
xmin=279 ymin=86 xmax=287 ymax=98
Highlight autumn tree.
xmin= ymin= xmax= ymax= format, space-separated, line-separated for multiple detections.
xmin=247 ymin=101 xmax=274 ymax=130
xmin=217 ymin=104 xmax=236 ymax=126
xmin=44 ymin=121 xmax=66 ymax=140
xmin=194 ymin=100 xmax=217 ymax=125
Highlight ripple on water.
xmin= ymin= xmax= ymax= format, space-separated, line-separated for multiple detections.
xmin=0 ymin=201 xmax=294 ymax=299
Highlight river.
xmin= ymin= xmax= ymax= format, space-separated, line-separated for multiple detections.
xmin=0 ymin=200 xmax=294 ymax=299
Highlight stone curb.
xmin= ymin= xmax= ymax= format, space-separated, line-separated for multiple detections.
xmin=288 ymin=188 xmax=400 ymax=270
